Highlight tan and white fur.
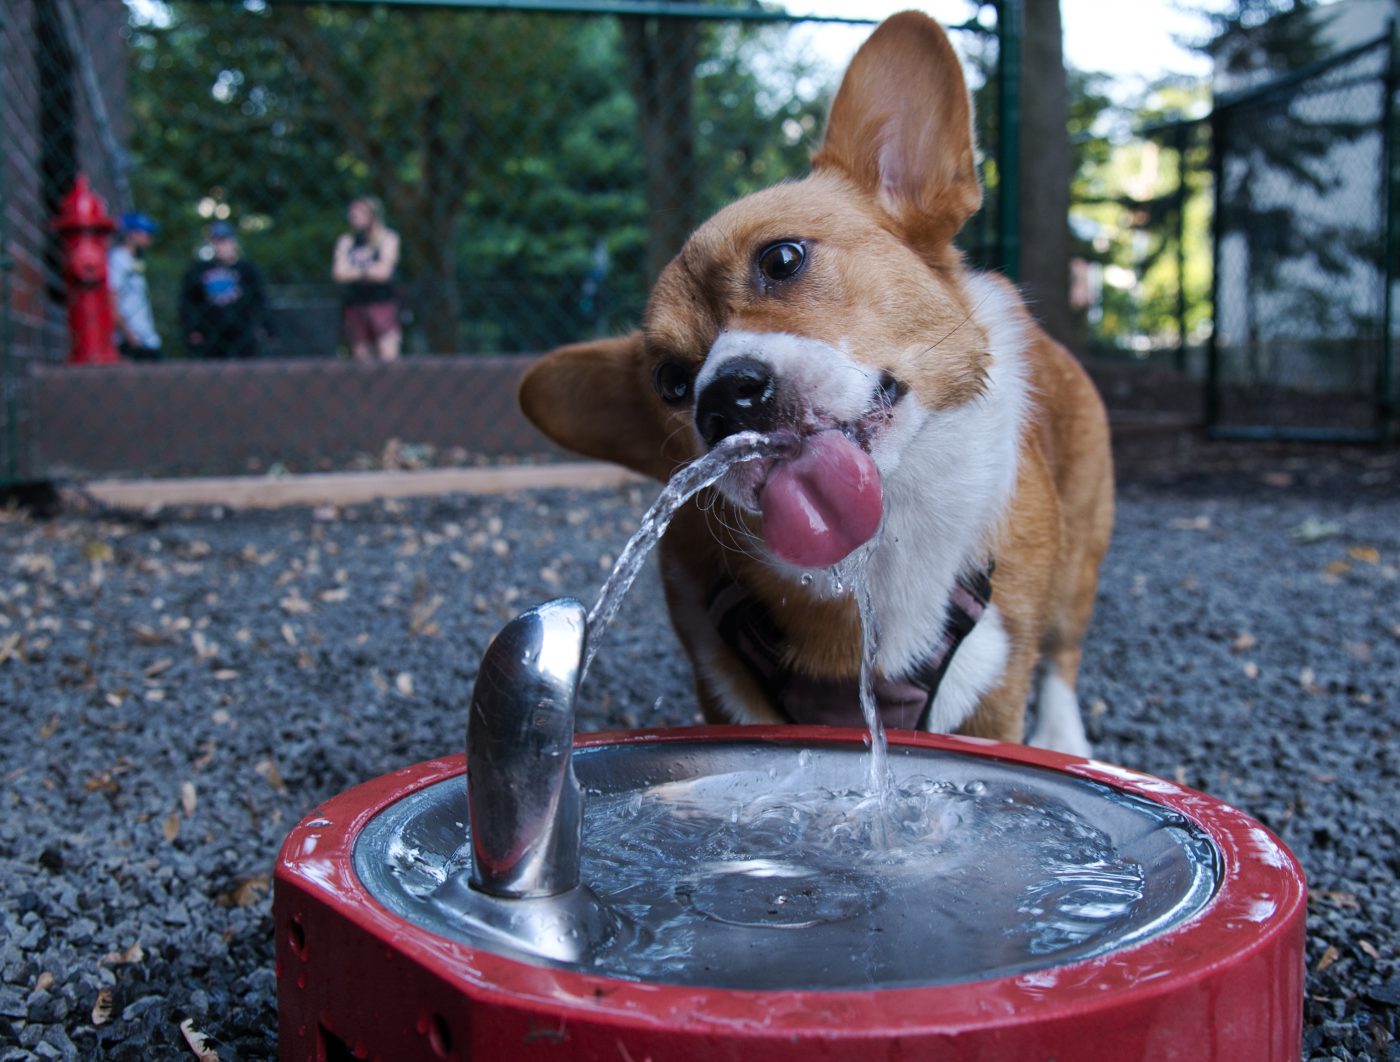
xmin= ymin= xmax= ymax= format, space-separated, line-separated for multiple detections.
xmin=519 ymin=11 xmax=1113 ymax=755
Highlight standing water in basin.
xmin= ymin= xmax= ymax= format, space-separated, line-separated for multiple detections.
xmin=361 ymin=742 xmax=1219 ymax=991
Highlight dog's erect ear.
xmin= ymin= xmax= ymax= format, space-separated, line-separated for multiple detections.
xmin=518 ymin=333 xmax=682 ymax=482
xmin=813 ymin=11 xmax=982 ymax=253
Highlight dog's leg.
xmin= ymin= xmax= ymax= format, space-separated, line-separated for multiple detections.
xmin=1029 ymin=652 xmax=1091 ymax=758
xmin=1027 ymin=501 xmax=1109 ymax=758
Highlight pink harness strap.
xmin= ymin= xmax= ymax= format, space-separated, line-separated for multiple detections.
xmin=706 ymin=566 xmax=993 ymax=731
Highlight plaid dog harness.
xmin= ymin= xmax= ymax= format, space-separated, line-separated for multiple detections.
xmin=706 ymin=565 xmax=994 ymax=731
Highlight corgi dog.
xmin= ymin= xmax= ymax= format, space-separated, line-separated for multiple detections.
xmin=519 ymin=10 xmax=1113 ymax=756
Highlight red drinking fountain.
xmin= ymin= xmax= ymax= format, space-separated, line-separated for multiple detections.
xmin=275 ymin=599 xmax=1305 ymax=1061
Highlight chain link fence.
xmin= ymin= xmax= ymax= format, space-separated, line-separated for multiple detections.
xmin=1 ymin=0 xmax=1017 ymax=486
xmin=1207 ymin=31 xmax=1397 ymax=442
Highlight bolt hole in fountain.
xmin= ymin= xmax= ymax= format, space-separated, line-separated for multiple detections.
xmin=275 ymin=428 xmax=1307 ymax=1059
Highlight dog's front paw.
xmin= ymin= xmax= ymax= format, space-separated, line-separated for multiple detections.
xmin=1029 ymin=673 xmax=1092 ymax=759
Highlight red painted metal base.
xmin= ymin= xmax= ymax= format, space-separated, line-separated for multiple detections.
xmin=275 ymin=727 xmax=1306 ymax=1061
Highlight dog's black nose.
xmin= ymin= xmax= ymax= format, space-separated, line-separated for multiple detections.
xmin=695 ymin=356 xmax=778 ymax=446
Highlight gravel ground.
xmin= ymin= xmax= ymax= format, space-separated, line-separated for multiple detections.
xmin=1 ymin=451 xmax=1397 ymax=1060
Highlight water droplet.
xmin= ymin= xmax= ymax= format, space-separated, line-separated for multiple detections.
xmin=800 ymin=572 xmax=814 ymax=586
xmin=963 ymin=780 xmax=987 ymax=796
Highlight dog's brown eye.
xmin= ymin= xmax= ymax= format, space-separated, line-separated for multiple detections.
xmin=757 ymin=241 xmax=806 ymax=283
xmin=653 ymin=360 xmax=693 ymax=405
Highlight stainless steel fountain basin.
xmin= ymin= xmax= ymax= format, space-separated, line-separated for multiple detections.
xmin=354 ymin=736 xmax=1219 ymax=991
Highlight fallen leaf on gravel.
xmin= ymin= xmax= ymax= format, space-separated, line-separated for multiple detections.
xmin=1358 ymin=940 xmax=1381 ymax=961
xmin=318 ymin=587 xmax=349 ymax=603
xmin=1324 ymin=560 xmax=1351 ymax=577
xmin=1348 ymin=546 xmax=1381 ymax=564
xmin=395 ymin=671 xmax=416 ymax=697
xmin=280 ymin=623 xmax=298 ymax=646
xmin=280 ymin=592 xmax=313 ymax=615
xmin=240 ymin=546 xmax=276 ymax=566
xmin=1232 ymin=632 xmax=1257 ymax=653
xmin=449 ymin=551 xmax=474 ymax=571
xmin=1243 ymin=662 xmax=1260 ymax=680
xmin=35 ymin=971 xmax=54 ymax=992
xmin=162 ymin=813 xmax=181 ymax=842
xmin=212 ymin=669 xmax=240 ymax=681
xmin=132 ymin=624 xmax=169 ymax=646
xmin=409 ymin=596 xmax=443 ymax=637
xmin=16 ymin=553 xmax=56 ymax=577
xmin=83 ymin=541 xmax=114 ymax=563
xmin=180 ymin=781 xmax=197 ymax=817
xmin=1299 ymin=668 xmax=1321 ymax=693
xmin=85 ymin=770 xmax=123 ymax=795
xmin=92 ymin=988 xmax=113 ymax=1025
xmin=101 ymin=942 xmax=145 ymax=966
xmin=180 ymin=1018 xmax=221 ymax=1061
xmin=1313 ymin=890 xmax=1359 ymax=908
xmin=215 ymin=872 xmax=270 ymax=908
xmin=37 ymin=714 xmax=59 ymax=739
xmin=145 ymin=658 xmax=175 ymax=678
xmin=0 ymin=632 xmax=21 ymax=663
xmin=1169 ymin=515 xmax=1211 ymax=531
xmin=1316 ymin=945 xmax=1340 ymax=972
xmin=255 ymin=759 xmax=286 ymax=791
xmin=1290 ymin=517 xmax=1342 ymax=544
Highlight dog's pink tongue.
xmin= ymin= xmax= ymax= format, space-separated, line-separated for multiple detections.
xmin=760 ymin=430 xmax=882 ymax=569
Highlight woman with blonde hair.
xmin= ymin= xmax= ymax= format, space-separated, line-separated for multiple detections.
xmin=333 ymin=196 xmax=402 ymax=362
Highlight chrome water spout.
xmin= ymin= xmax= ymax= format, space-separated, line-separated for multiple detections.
xmin=448 ymin=597 xmax=617 ymax=964
xmin=466 ymin=597 xmax=586 ymax=898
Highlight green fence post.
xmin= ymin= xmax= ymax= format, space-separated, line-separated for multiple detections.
xmin=1174 ymin=121 xmax=1189 ymax=376
xmin=1205 ymin=107 xmax=1223 ymax=435
xmin=997 ymin=0 xmax=1021 ymax=281
xmin=0 ymin=3 xmax=17 ymax=488
xmin=1381 ymin=16 xmax=1398 ymax=446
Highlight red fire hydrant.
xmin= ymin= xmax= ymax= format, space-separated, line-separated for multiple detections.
xmin=53 ymin=175 xmax=119 ymax=365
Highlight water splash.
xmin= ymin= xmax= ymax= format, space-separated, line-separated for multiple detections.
xmin=582 ymin=430 xmax=799 ymax=680
xmin=850 ymin=548 xmax=894 ymax=814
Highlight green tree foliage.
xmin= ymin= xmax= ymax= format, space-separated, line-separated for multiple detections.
xmin=124 ymin=2 xmax=831 ymax=356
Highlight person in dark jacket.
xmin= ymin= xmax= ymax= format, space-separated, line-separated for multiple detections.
xmin=179 ymin=221 xmax=270 ymax=359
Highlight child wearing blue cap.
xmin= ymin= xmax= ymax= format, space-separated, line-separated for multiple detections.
xmin=109 ymin=212 xmax=162 ymax=360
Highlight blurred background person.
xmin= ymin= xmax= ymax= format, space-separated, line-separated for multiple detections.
xmin=180 ymin=220 xmax=270 ymax=360
xmin=332 ymin=196 xmax=402 ymax=362
xmin=108 ymin=211 xmax=162 ymax=360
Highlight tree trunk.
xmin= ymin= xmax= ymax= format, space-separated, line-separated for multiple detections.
xmin=622 ymin=14 xmax=700 ymax=284
xmin=396 ymin=202 xmax=461 ymax=354
xmin=1017 ymin=0 xmax=1076 ymax=350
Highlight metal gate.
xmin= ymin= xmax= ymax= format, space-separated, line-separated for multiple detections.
xmin=1207 ymin=28 xmax=1399 ymax=442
